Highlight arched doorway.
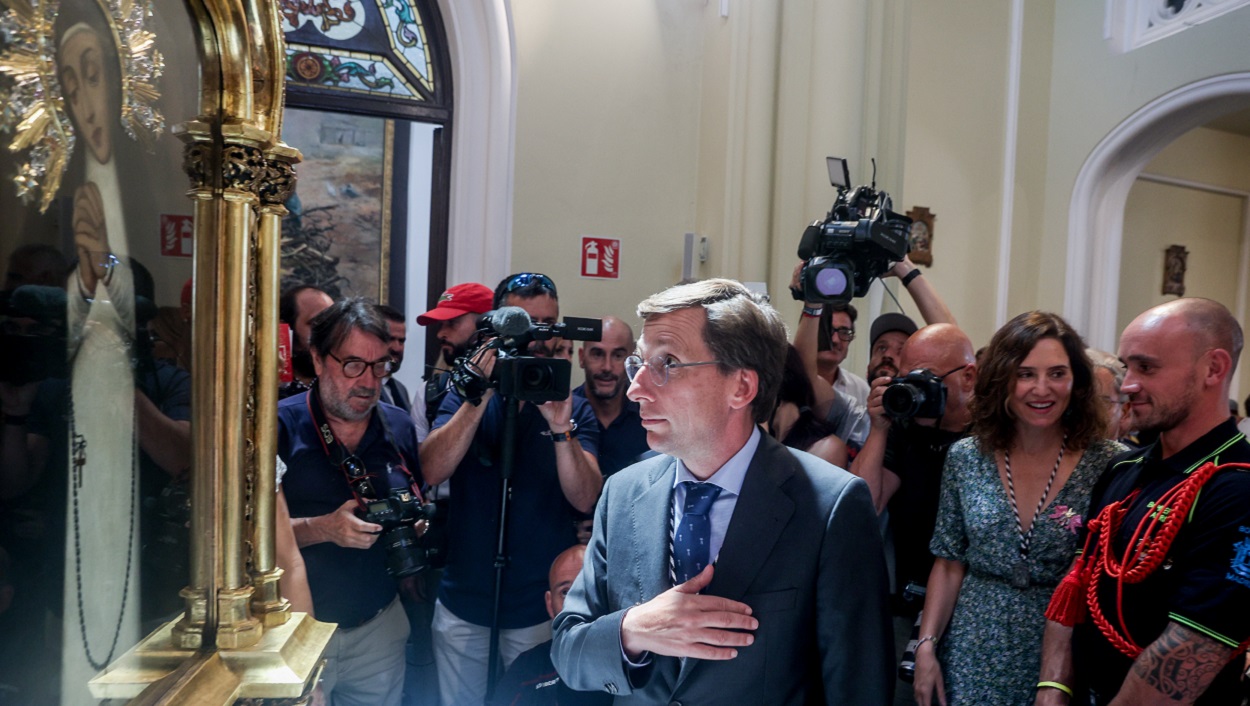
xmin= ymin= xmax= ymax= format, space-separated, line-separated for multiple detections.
xmin=1063 ymin=73 xmax=1250 ymax=350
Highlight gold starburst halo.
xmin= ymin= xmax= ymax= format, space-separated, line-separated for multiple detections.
xmin=0 ymin=0 xmax=163 ymax=213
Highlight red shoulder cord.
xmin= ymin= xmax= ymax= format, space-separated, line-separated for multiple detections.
xmin=1045 ymin=461 xmax=1250 ymax=660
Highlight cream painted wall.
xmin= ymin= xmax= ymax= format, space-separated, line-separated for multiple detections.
xmin=509 ymin=1 xmax=705 ymax=329
xmin=896 ymin=0 xmax=1013 ymax=351
xmin=500 ymin=0 xmax=1250 ymax=377
xmin=1037 ymin=1 xmax=1250 ymax=316
xmin=1118 ymin=182 xmax=1242 ymax=334
xmin=1145 ymin=127 xmax=1250 ymax=191
xmin=1117 ymin=126 xmax=1250 ymax=405
xmin=508 ymin=0 xmax=879 ymax=350
xmin=1005 ymin=0 xmax=1056 ymax=322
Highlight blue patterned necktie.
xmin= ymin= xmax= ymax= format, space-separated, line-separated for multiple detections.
xmin=672 ymin=481 xmax=723 ymax=584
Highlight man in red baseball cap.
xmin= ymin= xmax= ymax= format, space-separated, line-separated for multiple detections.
xmin=413 ymin=282 xmax=494 ymax=439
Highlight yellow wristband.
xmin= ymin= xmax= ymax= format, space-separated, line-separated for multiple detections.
xmin=1036 ymin=681 xmax=1073 ymax=697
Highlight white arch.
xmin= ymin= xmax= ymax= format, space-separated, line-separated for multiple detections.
xmin=436 ymin=0 xmax=516 ymax=288
xmin=1064 ymin=72 xmax=1250 ymax=350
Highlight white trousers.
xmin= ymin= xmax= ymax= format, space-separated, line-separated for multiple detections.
xmin=431 ymin=599 xmax=551 ymax=706
xmin=321 ymin=596 xmax=411 ymax=706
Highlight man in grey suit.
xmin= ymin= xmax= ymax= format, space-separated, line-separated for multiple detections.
xmin=551 ymin=279 xmax=893 ymax=705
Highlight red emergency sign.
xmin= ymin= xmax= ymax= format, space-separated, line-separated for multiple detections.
xmin=581 ymin=237 xmax=620 ymax=279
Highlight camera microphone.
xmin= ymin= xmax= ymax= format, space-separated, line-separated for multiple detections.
xmin=488 ymin=306 xmax=533 ymax=337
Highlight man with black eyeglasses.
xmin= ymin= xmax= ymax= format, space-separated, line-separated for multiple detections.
xmin=420 ymin=272 xmax=602 ymax=706
xmin=277 ymin=297 xmax=424 ymax=706
xmin=816 ymin=302 xmax=870 ymax=405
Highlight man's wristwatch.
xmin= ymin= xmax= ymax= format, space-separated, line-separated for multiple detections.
xmin=542 ymin=420 xmax=579 ymax=442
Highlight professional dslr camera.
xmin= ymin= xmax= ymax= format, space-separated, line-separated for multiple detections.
xmin=796 ymin=157 xmax=912 ymax=304
xmin=359 ymin=488 xmax=441 ymax=578
xmin=881 ymin=369 xmax=947 ymax=421
xmin=450 ymin=307 xmax=602 ymax=405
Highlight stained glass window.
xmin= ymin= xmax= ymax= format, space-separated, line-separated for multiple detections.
xmin=281 ymin=0 xmax=449 ymax=120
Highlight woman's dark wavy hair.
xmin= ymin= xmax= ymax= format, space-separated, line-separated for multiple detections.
xmin=969 ymin=310 xmax=1106 ymax=454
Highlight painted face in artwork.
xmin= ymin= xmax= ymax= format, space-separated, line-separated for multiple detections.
xmin=60 ymin=27 xmax=113 ymax=164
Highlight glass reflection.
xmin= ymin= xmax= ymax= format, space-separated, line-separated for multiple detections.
xmin=0 ymin=0 xmax=195 ymax=701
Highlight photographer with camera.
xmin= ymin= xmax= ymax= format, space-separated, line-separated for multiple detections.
xmin=277 ymin=297 xmax=426 ymax=706
xmin=792 ymin=256 xmax=953 ymax=452
xmin=848 ymin=323 xmax=976 ymax=703
xmin=420 ymin=272 xmax=601 ymax=706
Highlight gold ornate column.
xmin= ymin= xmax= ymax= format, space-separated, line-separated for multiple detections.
xmin=83 ymin=0 xmax=335 ymax=697
xmin=214 ymin=125 xmax=269 ymax=650
xmin=249 ymin=144 xmax=300 ymax=626
xmin=172 ymin=125 xmax=218 ymax=650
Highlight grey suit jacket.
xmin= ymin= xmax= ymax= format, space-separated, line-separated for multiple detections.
xmin=551 ymin=432 xmax=893 ymax=705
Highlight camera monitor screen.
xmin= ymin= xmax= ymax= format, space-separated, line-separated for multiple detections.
xmin=826 ymin=156 xmax=851 ymax=190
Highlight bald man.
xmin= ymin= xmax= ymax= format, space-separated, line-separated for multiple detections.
xmin=849 ymin=323 xmax=977 ymax=700
xmin=574 ymin=316 xmax=650 ymax=477
xmin=489 ymin=545 xmax=611 ymax=706
xmin=1037 ymin=298 xmax=1250 ymax=706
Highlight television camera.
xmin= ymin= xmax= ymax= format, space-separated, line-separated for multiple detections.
xmin=449 ymin=307 xmax=602 ymax=404
xmin=796 ymin=157 xmax=912 ymax=304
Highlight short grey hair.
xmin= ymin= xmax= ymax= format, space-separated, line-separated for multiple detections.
xmin=309 ymin=297 xmax=391 ymax=356
xmin=636 ymin=279 xmax=788 ymax=424
xmin=1086 ymin=348 xmax=1125 ymax=394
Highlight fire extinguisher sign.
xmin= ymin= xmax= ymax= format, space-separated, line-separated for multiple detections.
xmin=581 ymin=236 xmax=621 ymax=279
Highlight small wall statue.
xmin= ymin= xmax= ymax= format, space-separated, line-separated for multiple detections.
xmin=1162 ymin=244 xmax=1188 ymax=297
xmin=906 ymin=206 xmax=935 ymax=267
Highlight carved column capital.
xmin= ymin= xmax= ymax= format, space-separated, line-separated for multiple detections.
xmin=259 ymin=158 xmax=297 ymax=206
xmin=223 ymin=144 xmax=268 ymax=194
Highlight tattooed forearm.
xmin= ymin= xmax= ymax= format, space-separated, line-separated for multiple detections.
xmin=1130 ymin=622 xmax=1234 ymax=701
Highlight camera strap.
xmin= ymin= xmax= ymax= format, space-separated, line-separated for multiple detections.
xmin=304 ymin=381 xmax=425 ymax=505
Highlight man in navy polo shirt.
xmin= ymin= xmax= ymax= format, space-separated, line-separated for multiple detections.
xmin=1037 ymin=298 xmax=1250 ymax=706
xmin=573 ymin=315 xmax=649 ymax=478
xmin=278 ymin=298 xmax=423 ymax=706
xmin=420 ymin=272 xmax=601 ymax=706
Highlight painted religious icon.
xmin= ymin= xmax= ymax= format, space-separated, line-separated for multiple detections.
xmin=906 ymin=206 xmax=935 ymax=267
xmin=1162 ymin=244 xmax=1188 ymax=296
xmin=0 ymin=0 xmax=196 ymax=701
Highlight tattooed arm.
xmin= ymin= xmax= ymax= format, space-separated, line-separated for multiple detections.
xmin=1108 ymin=622 xmax=1234 ymax=705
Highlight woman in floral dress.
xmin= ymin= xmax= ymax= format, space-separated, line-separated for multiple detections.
xmin=913 ymin=312 xmax=1125 ymax=706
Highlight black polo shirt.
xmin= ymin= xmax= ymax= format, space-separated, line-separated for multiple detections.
xmin=1074 ymin=418 xmax=1250 ymax=705
xmin=572 ymin=384 xmax=649 ymax=477
xmin=883 ymin=422 xmax=967 ymax=602
xmin=278 ymin=390 xmax=423 ymax=627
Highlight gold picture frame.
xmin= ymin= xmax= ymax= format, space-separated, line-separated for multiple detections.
xmin=906 ymin=206 xmax=936 ymax=267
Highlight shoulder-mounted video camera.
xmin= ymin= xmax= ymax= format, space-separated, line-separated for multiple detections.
xmin=796 ymin=157 xmax=911 ymax=304
xmin=450 ymin=307 xmax=602 ymax=405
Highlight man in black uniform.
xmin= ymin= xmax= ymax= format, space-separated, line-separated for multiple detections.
xmin=489 ymin=544 xmax=611 ymax=706
xmin=1037 ymin=298 xmax=1250 ymax=706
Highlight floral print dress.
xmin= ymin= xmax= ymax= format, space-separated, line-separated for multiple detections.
xmin=929 ymin=437 xmax=1124 ymax=706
